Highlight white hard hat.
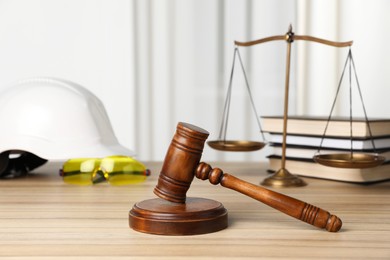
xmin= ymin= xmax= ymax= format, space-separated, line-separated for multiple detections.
xmin=0 ymin=77 xmax=135 ymax=160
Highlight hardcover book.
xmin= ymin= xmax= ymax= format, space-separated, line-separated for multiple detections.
xmin=268 ymin=134 xmax=390 ymax=150
xmin=262 ymin=116 xmax=390 ymax=138
xmin=268 ymin=155 xmax=390 ymax=183
xmin=270 ymin=143 xmax=390 ymax=161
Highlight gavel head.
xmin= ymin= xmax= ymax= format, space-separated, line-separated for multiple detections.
xmin=154 ymin=122 xmax=209 ymax=203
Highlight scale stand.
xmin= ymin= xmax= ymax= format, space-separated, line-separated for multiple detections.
xmin=235 ymin=25 xmax=353 ymax=187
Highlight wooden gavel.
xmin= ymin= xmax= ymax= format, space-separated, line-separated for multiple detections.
xmin=130 ymin=122 xmax=342 ymax=235
xmin=153 ymin=122 xmax=342 ymax=232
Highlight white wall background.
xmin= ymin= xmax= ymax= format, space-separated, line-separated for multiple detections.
xmin=0 ymin=0 xmax=389 ymax=162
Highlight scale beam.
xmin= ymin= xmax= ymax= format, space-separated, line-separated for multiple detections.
xmin=235 ymin=35 xmax=353 ymax=48
xmin=235 ymin=29 xmax=353 ymax=48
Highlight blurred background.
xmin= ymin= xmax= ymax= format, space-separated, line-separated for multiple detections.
xmin=0 ymin=0 xmax=389 ymax=162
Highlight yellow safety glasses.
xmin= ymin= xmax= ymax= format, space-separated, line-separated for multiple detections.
xmin=60 ymin=156 xmax=150 ymax=186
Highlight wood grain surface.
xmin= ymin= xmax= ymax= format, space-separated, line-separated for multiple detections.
xmin=0 ymin=161 xmax=389 ymax=259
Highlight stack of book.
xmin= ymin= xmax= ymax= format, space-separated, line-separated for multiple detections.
xmin=262 ymin=116 xmax=390 ymax=183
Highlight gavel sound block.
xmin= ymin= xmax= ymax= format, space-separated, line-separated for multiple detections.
xmin=129 ymin=122 xmax=342 ymax=235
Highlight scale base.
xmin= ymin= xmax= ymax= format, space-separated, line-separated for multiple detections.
xmin=129 ymin=197 xmax=228 ymax=235
xmin=261 ymin=168 xmax=307 ymax=187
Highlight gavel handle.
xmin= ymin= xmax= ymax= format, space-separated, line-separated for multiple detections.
xmin=195 ymin=162 xmax=342 ymax=232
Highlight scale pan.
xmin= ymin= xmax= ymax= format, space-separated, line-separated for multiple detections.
xmin=313 ymin=153 xmax=385 ymax=169
xmin=207 ymin=140 xmax=266 ymax=152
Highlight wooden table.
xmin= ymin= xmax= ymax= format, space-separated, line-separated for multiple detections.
xmin=0 ymin=161 xmax=389 ymax=259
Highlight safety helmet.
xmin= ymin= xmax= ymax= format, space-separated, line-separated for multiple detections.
xmin=0 ymin=77 xmax=135 ymax=161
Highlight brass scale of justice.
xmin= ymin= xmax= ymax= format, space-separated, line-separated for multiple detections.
xmin=208 ymin=25 xmax=385 ymax=187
